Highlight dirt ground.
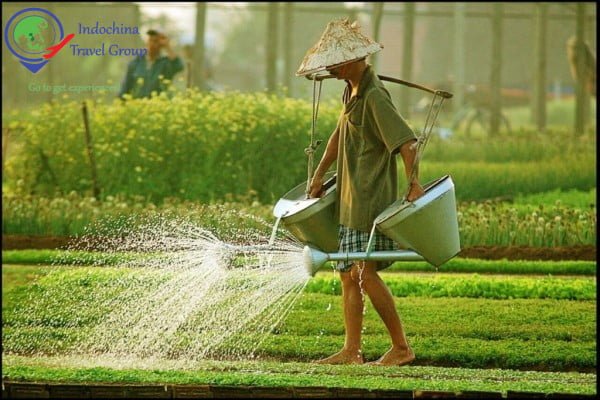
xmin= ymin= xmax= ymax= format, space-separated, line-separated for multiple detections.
xmin=1 ymin=235 xmax=596 ymax=261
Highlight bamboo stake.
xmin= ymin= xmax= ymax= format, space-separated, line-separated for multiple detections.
xmin=81 ymin=101 xmax=100 ymax=198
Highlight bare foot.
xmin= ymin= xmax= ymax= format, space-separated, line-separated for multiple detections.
xmin=367 ymin=347 xmax=415 ymax=366
xmin=313 ymin=349 xmax=364 ymax=365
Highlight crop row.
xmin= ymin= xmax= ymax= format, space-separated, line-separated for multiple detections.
xmin=2 ymin=355 xmax=596 ymax=395
xmin=304 ymin=273 xmax=595 ymax=300
xmin=3 ymin=250 xmax=596 ymax=275
xmin=2 ymin=192 xmax=596 ymax=246
xmin=2 ymin=266 xmax=595 ymax=372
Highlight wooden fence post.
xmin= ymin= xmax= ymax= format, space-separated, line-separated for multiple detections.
xmin=81 ymin=101 xmax=100 ymax=198
xmin=490 ymin=3 xmax=504 ymax=136
xmin=532 ymin=3 xmax=548 ymax=132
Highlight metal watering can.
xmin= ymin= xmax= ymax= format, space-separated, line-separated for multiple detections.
xmin=275 ymin=174 xmax=460 ymax=276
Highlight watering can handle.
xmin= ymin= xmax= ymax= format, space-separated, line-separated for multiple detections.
xmin=307 ymin=174 xmax=336 ymax=199
xmin=322 ymin=174 xmax=336 ymax=191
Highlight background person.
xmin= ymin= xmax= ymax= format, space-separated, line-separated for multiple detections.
xmin=566 ymin=35 xmax=596 ymax=98
xmin=118 ymin=29 xmax=184 ymax=99
xmin=298 ymin=18 xmax=424 ymax=366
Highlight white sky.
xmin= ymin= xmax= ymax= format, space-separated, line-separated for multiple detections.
xmin=134 ymin=2 xmax=365 ymax=56
xmin=135 ymin=2 xmax=250 ymax=49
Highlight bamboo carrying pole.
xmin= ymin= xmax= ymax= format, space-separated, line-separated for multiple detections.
xmin=81 ymin=101 xmax=100 ymax=199
xmin=306 ymin=73 xmax=453 ymax=99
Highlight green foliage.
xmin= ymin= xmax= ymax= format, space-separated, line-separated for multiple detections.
xmin=1 ymin=265 xmax=53 ymax=292
xmin=4 ymin=90 xmax=339 ymax=204
xmin=305 ymin=273 xmax=596 ymax=300
xmin=2 ymin=356 xmax=596 ymax=395
xmin=456 ymin=199 xmax=596 ymax=246
xmin=514 ymin=188 xmax=596 ymax=208
xmin=3 ymin=191 xmax=595 ymax=246
xmin=1 ymin=250 xmax=136 ymax=266
xmin=421 ymin=157 xmax=596 ymax=202
xmin=388 ymin=258 xmax=596 ymax=275
xmin=1 ymin=193 xmax=276 ymax=240
xmin=3 ymin=91 xmax=596 ymax=204
xmin=423 ymin=128 xmax=596 ymax=163
xmin=4 ymin=250 xmax=595 ymax=275
xmin=2 ymin=266 xmax=595 ymax=373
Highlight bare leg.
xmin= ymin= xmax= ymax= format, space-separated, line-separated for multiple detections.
xmin=355 ymin=261 xmax=415 ymax=366
xmin=314 ymin=267 xmax=364 ymax=364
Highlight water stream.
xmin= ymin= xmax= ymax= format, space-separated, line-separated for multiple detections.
xmin=60 ymin=213 xmax=310 ymax=365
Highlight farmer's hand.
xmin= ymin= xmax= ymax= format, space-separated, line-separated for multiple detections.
xmin=308 ymin=175 xmax=325 ymax=198
xmin=406 ymin=181 xmax=425 ymax=202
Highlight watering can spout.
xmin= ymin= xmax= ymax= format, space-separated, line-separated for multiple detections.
xmin=303 ymin=246 xmax=328 ymax=276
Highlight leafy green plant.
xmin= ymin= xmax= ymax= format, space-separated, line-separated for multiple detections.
xmin=2 ymin=266 xmax=595 ymax=371
xmin=2 ymin=356 xmax=596 ymax=395
xmin=305 ymin=273 xmax=596 ymax=300
xmin=4 ymin=250 xmax=596 ymax=275
xmin=3 ymin=192 xmax=595 ymax=246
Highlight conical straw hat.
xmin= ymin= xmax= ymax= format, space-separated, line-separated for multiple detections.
xmin=296 ymin=18 xmax=383 ymax=77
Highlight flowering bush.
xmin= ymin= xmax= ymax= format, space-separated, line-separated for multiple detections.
xmin=4 ymin=89 xmax=339 ymax=204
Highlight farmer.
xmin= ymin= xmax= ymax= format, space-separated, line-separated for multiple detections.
xmin=298 ymin=18 xmax=424 ymax=366
xmin=118 ymin=29 xmax=184 ymax=99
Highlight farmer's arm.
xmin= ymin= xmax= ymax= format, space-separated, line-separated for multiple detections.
xmin=309 ymin=127 xmax=339 ymax=198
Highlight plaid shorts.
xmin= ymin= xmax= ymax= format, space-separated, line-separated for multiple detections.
xmin=337 ymin=225 xmax=397 ymax=272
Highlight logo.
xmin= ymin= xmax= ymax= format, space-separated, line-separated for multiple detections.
xmin=4 ymin=7 xmax=74 ymax=73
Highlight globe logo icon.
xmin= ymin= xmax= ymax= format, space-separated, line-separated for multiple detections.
xmin=4 ymin=7 xmax=73 ymax=73
xmin=13 ymin=15 xmax=56 ymax=53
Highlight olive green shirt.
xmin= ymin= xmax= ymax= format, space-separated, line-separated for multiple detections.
xmin=336 ymin=65 xmax=416 ymax=232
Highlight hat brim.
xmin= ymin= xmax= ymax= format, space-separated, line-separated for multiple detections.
xmin=296 ymin=56 xmax=369 ymax=77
